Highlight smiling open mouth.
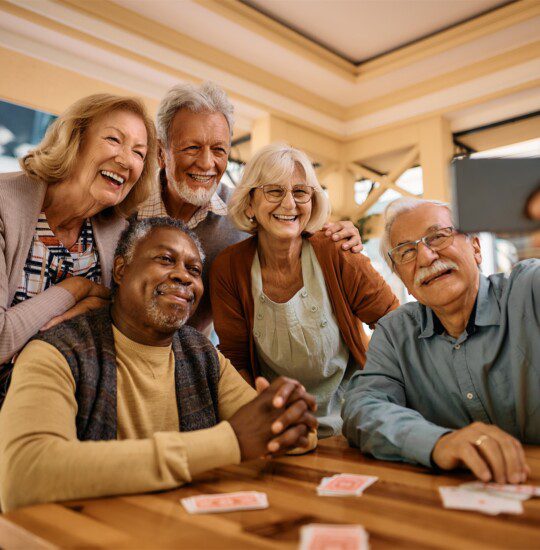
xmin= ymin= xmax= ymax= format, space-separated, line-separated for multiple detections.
xmin=188 ymin=174 xmax=214 ymax=184
xmin=273 ymin=214 xmax=297 ymax=221
xmin=101 ymin=170 xmax=125 ymax=186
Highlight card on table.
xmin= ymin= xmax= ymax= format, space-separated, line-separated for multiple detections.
xmin=180 ymin=491 xmax=268 ymax=514
xmin=460 ymin=482 xmax=539 ymax=500
xmin=439 ymin=487 xmax=523 ymax=515
xmin=299 ymin=524 xmax=369 ymax=550
xmin=317 ymin=474 xmax=378 ymax=496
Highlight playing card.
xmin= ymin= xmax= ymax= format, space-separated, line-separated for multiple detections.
xmin=317 ymin=474 xmax=378 ymax=496
xmin=460 ymin=482 xmax=533 ymax=501
xmin=439 ymin=487 xmax=523 ymax=515
xmin=299 ymin=524 xmax=369 ymax=550
xmin=180 ymin=491 xmax=268 ymax=514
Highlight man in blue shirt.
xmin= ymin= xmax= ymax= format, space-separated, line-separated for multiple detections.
xmin=342 ymin=198 xmax=539 ymax=485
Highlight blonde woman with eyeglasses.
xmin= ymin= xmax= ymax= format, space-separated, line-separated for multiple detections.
xmin=210 ymin=143 xmax=398 ymax=437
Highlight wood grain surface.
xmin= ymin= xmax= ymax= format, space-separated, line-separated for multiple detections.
xmin=0 ymin=436 xmax=539 ymax=549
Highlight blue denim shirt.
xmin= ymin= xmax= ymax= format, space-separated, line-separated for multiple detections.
xmin=342 ymin=260 xmax=540 ymax=467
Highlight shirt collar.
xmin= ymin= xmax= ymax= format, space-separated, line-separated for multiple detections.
xmin=418 ymin=272 xmax=500 ymax=339
xmin=138 ymin=177 xmax=229 ymax=226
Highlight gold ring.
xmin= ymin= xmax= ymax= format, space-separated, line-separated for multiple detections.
xmin=474 ymin=435 xmax=489 ymax=447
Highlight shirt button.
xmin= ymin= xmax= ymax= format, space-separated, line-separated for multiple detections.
xmin=301 ymin=290 xmax=308 ymax=298
xmin=466 ymin=392 xmax=474 ymax=400
xmin=259 ymin=295 xmax=265 ymax=303
xmin=257 ymin=313 xmax=263 ymax=320
xmin=254 ymin=330 xmax=261 ymax=338
xmin=321 ymin=320 xmax=328 ymax=327
xmin=454 ymin=344 xmax=461 ymax=350
xmin=311 ymin=305 xmax=319 ymax=312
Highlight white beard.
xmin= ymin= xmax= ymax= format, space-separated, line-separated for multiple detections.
xmin=176 ymin=179 xmax=219 ymax=207
xmin=165 ymin=165 xmax=219 ymax=207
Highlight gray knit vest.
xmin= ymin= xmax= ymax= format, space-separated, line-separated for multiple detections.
xmin=33 ymin=307 xmax=220 ymax=441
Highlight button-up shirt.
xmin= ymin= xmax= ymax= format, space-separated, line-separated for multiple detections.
xmin=342 ymin=260 xmax=540 ymax=467
xmin=137 ymin=182 xmax=228 ymax=229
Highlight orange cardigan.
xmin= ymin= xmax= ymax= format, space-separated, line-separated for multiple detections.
xmin=209 ymin=232 xmax=399 ymax=384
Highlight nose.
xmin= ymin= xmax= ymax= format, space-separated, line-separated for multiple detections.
xmin=170 ymin=267 xmax=192 ymax=285
xmin=280 ymin=189 xmax=296 ymax=209
xmin=416 ymin=241 xmax=440 ymax=266
xmin=115 ymin=146 xmax=131 ymax=169
xmin=196 ymin=147 xmax=213 ymax=171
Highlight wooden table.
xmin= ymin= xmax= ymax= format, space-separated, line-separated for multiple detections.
xmin=1 ymin=437 xmax=539 ymax=549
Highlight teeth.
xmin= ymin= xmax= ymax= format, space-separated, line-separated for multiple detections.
xmin=190 ymin=174 xmax=213 ymax=182
xmin=274 ymin=215 xmax=296 ymax=221
xmin=101 ymin=170 xmax=125 ymax=184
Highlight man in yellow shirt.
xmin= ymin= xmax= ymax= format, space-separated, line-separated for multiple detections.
xmin=0 ymin=217 xmax=317 ymax=512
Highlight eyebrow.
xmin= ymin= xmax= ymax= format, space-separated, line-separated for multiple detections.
xmin=104 ymin=126 xmax=147 ymax=149
xmin=175 ymin=138 xmax=230 ymax=147
xmin=150 ymin=245 xmax=202 ymax=263
xmin=395 ymin=224 xmax=444 ymax=247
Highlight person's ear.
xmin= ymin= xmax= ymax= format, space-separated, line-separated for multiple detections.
xmin=470 ymin=235 xmax=482 ymax=266
xmin=113 ymin=256 xmax=127 ymax=286
xmin=158 ymin=141 xmax=166 ymax=170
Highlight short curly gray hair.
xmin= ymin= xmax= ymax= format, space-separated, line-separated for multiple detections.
xmin=157 ymin=81 xmax=235 ymax=147
xmin=111 ymin=216 xmax=205 ymax=298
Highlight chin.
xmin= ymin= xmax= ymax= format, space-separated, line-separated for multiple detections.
xmin=148 ymin=301 xmax=190 ymax=330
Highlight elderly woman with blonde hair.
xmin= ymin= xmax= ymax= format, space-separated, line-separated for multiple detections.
xmin=210 ymin=143 xmax=398 ymax=437
xmin=0 ymin=93 xmax=157 ymax=404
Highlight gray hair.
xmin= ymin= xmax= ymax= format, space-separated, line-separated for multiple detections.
xmin=111 ymin=217 xmax=205 ymax=297
xmin=228 ymin=142 xmax=331 ymax=234
xmin=379 ymin=197 xmax=453 ymax=271
xmin=157 ymin=81 xmax=235 ymax=146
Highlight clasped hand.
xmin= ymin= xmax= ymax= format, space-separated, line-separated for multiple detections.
xmin=229 ymin=376 xmax=318 ymax=461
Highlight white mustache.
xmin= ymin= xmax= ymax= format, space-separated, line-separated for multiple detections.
xmin=414 ymin=259 xmax=459 ymax=286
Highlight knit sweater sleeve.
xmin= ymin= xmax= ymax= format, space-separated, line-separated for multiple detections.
xmin=0 ymin=342 xmax=247 ymax=512
xmin=210 ymin=249 xmax=254 ymax=381
xmin=0 ymin=215 xmax=76 ymax=363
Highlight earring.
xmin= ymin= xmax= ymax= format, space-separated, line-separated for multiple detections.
xmin=248 ymin=216 xmax=256 ymax=224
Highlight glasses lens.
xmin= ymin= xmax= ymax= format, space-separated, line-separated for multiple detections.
xmin=425 ymin=227 xmax=454 ymax=250
xmin=292 ymin=185 xmax=314 ymax=203
xmin=392 ymin=244 xmax=417 ymax=265
xmin=262 ymin=185 xmax=286 ymax=202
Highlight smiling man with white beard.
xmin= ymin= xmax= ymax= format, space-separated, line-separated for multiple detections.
xmin=342 ymin=197 xmax=540 ymax=485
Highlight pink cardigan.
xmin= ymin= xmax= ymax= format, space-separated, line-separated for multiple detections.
xmin=0 ymin=172 xmax=126 ymax=363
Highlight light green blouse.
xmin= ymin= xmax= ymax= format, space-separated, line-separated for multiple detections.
xmin=251 ymin=240 xmax=355 ymax=438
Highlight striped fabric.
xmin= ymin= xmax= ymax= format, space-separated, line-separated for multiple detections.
xmin=11 ymin=213 xmax=101 ymax=306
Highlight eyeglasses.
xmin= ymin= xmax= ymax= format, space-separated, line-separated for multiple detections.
xmin=388 ymin=227 xmax=456 ymax=265
xmin=259 ymin=184 xmax=315 ymax=204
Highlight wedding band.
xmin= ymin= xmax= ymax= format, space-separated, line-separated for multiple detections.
xmin=474 ymin=435 xmax=489 ymax=447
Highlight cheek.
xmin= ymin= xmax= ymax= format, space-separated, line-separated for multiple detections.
xmin=216 ymin=157 xmax=228 ymax=174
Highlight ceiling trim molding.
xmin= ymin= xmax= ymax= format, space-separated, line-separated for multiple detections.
xmin=194 ymin=0 xmax=357 ymax=81
xmin=50 ymin=0 xmax=346 ymax=119
xmin=358 ymin=0 xmax=540 ymax=81
xmin=345 ymin=78 xmax=540 ymax=141
xmin=347 ymin=41 xmax=540 ymax=118
xmin=190 ymin=0 xmax=540 ymax=85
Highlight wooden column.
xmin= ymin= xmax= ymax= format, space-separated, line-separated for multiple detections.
xmin=418 ymin=115 xmax=454 ymax=202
